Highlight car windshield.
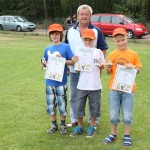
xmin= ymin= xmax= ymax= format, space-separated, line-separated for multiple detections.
xmin=123 ymin=15 xmax=134 ymax=23
xmin=14 ymin=16 xmax=28 ymax=22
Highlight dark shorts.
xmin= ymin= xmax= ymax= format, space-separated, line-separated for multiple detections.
xmin=76 ymin=89 xmax=101 ymax=118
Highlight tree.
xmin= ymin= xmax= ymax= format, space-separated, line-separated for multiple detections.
xmin=126 ymin=0 xmax=150 ymax=23
xmin=0 ymin=0 xmax=149 ymax=24
xmin=60 ymin=0 xmax=73 ymax=17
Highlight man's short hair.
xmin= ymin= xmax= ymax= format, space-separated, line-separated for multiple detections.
xmin=77 ymin=4 xmax=93 ymax=15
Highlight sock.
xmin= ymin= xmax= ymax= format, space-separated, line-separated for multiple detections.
xmin=111 ymin=134 xmax=116 ymax=138
xmin=124 ymin=134 xmax=130 ymax=137
xmin=61 ymin=120 xmax=66 ymax=126
xmin=52 ymin=120 xmax=57 ymax=126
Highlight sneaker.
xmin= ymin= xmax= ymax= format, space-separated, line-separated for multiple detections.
xmin=86 ymin=126 xmax=96 ymax=138
xmin=46 ymin=124 xmax=58 ymax=134
xmin=88 ymin=123 xmax=98 ymax=130
xmin=67 ymin=122 xmax=78 ymax=127
xmin=70 ymin=126 xmax=84 ymax=137
xmin=60 ymin=125 xmax=67 ymax=134
xmin=94 ymin=123 xmax=98 ymax=130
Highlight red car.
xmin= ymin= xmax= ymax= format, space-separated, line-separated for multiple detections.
xmin=91 ymin=14 xmax=149 ymax=38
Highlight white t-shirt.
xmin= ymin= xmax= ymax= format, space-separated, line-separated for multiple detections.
xmin=77 ymin=48 xmax=105 ymax=90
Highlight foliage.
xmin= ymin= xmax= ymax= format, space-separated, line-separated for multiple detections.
xmin=126 ymin=0 xmax=150 ymax=24
xmin=0 ymin=32 xmax=150 ymax=150
xmin=0 ymin=0 xmax=150 ymax=25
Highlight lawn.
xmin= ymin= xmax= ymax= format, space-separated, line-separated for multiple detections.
xmin=0 ymin=31 xmax=150 ymax=150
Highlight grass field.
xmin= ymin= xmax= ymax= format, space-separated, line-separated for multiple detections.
xmin=0 ymin=31 xmax=150 ymax=150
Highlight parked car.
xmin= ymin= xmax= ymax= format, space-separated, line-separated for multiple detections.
xmin=91 ymin=14 xmax=149 ymax=38
xmin=0 ymin=15 xmax=36 ymax=32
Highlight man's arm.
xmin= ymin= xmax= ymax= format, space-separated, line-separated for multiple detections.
xmin=102 ymin=50 xmax=106 ymax=58
xmin=96 ymin=27 xmax=108 ymax=53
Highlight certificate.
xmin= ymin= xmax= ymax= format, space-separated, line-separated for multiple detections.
xmin=74 ymin=47 xmax=93 ymax=72
xmin=45 ymin=55 xmax=66 ymax=82
xmin=112 ymin=65 xmax=137 ymax=93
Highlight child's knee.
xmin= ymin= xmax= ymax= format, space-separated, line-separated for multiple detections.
xmin=110 ymin=115 xmax=120 ymax=124
xmin=47 ymin=108 xmax=55 ymax=116
xmin=123 ymin=114 xmax=133 ymax=125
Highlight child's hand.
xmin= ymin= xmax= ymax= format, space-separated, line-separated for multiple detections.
xmin=66 ymin=66 xmax=70 ymax=76
xmin=95 ymin=62 xmax=101 ymax=67
xmin=72 ymin=56 xmax=79 ymax=62
xmin=99 ymin=63 xmax=105 ymax=69
xmin=104 ymin=64 xmax=111 ymax=74
xmin=126 ymin=63 xmax=140 ymax=74
xmin=53 ymin=52 xmax=61 ymax=57
xmin=55 ymin=54 xmax=62 ymax=57
xmin=95 ymin=63 xmax=104 ymax=69
xmin=105 ymin=64 xmax=110 ymax=70
xmin=107 ymin=60 xmax=113 ymax=68
xmin=125 ymin=63 xmax=135 ymax=69
xmin=41 ymin=58 xmax=47 ymax=69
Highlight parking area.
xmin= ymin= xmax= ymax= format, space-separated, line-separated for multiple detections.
xmin=34 ymin=29 xmax=150 ymax=40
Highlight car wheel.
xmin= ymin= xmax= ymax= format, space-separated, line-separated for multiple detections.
xmin=0 ymin=25 xmax=4 ymax=30
xmin=126 ymin=30 xmax=134 ymax=39
xmin=16 ymin=26 xmax=22 ymax=32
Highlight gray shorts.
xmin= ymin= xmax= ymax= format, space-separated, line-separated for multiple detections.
xmin=76 ymin=89 xmax=101 ymax=118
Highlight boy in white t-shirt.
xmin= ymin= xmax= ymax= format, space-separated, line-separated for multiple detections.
xmin=70 ymin=29 xmax=105 ymax=138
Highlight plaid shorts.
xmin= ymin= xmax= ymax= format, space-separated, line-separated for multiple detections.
xmin=46 ymin=85 xmax=67 ymax=116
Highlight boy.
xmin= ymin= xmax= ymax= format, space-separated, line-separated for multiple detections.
xmin=41 ymin=24 xmax=74 ymax=134
xmin=104 ymin=28 xmax=142 ymax=147
xmin=70 ymin=29 xmax=105 ymax=138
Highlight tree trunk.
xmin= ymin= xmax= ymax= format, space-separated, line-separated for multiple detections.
xmin=69 ymin=1 xmax=73 ymax=17
xmin=78 ymin=0 xmax=80 ymax=6
xmin=43 ymin=0 xmax=48 ymax=19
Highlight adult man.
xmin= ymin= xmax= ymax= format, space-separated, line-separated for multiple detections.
xmin=65 ymin=4 xmax=108 ymax=128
